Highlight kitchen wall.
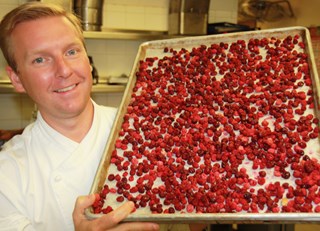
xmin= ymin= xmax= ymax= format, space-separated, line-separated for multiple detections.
xmin=0 ymin=0 xmax=238 ymax=129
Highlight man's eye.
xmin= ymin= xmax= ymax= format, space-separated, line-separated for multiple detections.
xmin=67 ymin=49 xmax=77 ymax=56
xmin=33 ymin=57 xmax=44 ymax=64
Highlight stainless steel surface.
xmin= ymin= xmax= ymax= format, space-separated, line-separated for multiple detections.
xmin=86 ymin=27 xmax=320 ymax=223
xmin=82 ymin=30 xmax=182 ymax=40
xmin=74 ymin=0 xmax=104 ymax=31
xmin=168 ymin=0 xmax=210 ymax=35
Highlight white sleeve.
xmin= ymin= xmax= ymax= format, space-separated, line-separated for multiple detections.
xmin=0 ymin=214 xmax=34 ymax=231
xmin=0 ymin=193 xmax=34 ymax=231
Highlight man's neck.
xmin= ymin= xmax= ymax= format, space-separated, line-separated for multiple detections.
xmin=40 ymin=102 xmax=94 ymax=143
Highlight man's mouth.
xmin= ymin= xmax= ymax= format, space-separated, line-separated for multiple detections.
xmin=55 ymin=84 xmax=77 ymax=93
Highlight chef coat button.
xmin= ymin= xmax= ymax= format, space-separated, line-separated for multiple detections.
xmin=54 ymin=175 xmax=62 ymax=182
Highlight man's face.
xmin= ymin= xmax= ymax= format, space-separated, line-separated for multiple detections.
xmin=8 ymin=16 xmax=92 ymax=121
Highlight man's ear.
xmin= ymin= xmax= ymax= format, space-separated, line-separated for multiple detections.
xmin=6 ymin=65 xmax=26 ymax=93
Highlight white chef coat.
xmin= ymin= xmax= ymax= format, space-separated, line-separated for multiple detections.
xmin=0 ymin=101 xmax=117 ymax=231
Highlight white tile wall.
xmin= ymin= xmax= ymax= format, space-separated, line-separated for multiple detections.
xmin=208 ymin=0 xmax=238 ymax=24
xmin=91 ymin=92 xmax=124 ymax=109
xmin=0 ymin=93 xmax=34 ymax=129
xmin=103 ymin=2 xmax=168 ymax=31
xmin=0 ymin=0 xmax=33 ymax=129
xmin=103 ymin=0 xmax=238 ymax=31
xmin=85 ymin=39 xmax=143 ymax=78
xmin=0 ymin=0 xmax=23 ymax=80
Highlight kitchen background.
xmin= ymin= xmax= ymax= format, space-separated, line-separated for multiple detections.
xmin=0 ymin=0 xmax=240 ymax=129
xmin=0 ymin=0 xmax=319 ymax=230
xmin=0 ymin=0 xmax=319 ymax=130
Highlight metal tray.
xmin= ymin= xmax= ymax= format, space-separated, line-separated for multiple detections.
xmin=86 ymin=27 xmax=320 ymax=223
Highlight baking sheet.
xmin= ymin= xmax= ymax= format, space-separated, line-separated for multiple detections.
xmin=86 ymin=27 xmax=320 ymax=223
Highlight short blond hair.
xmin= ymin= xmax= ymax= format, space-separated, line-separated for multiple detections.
xmin=0 ymin=2 xmax=84 ymax=72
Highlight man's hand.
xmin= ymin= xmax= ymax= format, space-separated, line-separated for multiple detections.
xmin=73 ymin=194 xmax=159 ymax=231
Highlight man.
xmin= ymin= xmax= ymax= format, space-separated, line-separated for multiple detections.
xmin=0 ymin=2 xmax=159 ymax=230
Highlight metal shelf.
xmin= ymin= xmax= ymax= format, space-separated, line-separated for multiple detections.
xmin=0 ymin=83 xmax=16 ymax=94
xmin=91 ymin=84 xmax=126 ymax=93
xmin=0 ymin=82 xmax=125 ymax=94
xmin=83 ymin=30 xmax=182 ymax=40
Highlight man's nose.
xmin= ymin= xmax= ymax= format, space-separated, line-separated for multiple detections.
xmin=55 ymin=56 xmax=72 ymax=78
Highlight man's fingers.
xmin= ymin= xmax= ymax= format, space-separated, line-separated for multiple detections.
xmin=114 ymin=222 xmax=160 ymax=231
xmin=111 ymin=201 xmax=135 ymax=223
xmin=97 ymin=201 xmax=135 ymax=227
xmin=73 ymin=196 xmax=160 ymax=231
xmin=103 ymin=202 xmax=159 ymax=231
xmin=73 ymin=194 xmax=96 ymax=223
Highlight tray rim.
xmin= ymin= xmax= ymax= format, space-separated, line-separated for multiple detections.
xmin=86 ymin=211 xmax=320 ymax=223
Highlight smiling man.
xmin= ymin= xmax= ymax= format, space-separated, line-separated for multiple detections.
xmin=6 ymin=14 xmax=93 ymax=142
xmin=0 ymin=2 xmax=159 ymax=231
